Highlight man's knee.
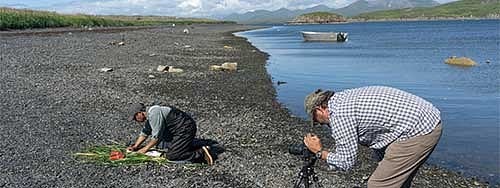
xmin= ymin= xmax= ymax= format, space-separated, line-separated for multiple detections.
xmin=164 ymin=150 xmax=185 ymax=161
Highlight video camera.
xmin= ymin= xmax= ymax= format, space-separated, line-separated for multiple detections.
xmin=288 ymin=143 xmax=315 ymax=159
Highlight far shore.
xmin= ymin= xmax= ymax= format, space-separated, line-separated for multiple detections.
xmin=286 ymin=17 xmax=499 ymax=25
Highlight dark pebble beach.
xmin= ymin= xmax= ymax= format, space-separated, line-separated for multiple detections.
xmin=0 ymin=24 xmax=491 ymax=187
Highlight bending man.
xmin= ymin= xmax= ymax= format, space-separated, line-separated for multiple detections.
xmin=127 ymin=103 xmax=213 ymax=165
xmin=303 ymin=86 xmax=442 ymax=188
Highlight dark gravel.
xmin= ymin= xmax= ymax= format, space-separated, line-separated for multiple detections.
xmin=0 ymin=24 xmax=492 ymax=187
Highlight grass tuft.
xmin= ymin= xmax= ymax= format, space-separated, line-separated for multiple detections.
xmin=0 ymin=7 xmax=235 ymax=30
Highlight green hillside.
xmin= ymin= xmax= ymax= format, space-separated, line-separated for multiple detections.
xmin=0 ymin=7 xmax=232 ymax=30
xmin=290 ymin=11 xmax=346 ymax=24
xmin=300 ymin=12 xmax=343 ymax=17
xmin=353 ymin=0 xmax=500 ymax=20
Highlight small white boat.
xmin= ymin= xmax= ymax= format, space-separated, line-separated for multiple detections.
xmin=301 ymin=31 xmax=348 ymax=42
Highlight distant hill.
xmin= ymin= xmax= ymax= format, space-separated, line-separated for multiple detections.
xmin=336 ymin=0 xmax=440 ymax=16
xmin=223 ymin=5 xmax=332 ymax=24
xmin=223 ymin=0 xmax=440 ymax=24
xmin=290 ymin=12 xmax=346 ymax=24
xmin=353 ymin=0 xmax=500 ymax=20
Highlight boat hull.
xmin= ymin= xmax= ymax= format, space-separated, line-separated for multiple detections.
xmin=301 ymin=31 xmax=348 ymax=42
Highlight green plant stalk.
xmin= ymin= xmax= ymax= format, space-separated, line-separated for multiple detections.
xmin=74 ymin=145 xmax=205 ymax=168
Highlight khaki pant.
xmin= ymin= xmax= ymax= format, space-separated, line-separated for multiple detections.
xmin=368 ymin=123 xmax=442 ymax=188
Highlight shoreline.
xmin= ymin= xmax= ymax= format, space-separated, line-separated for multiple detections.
xmin=0 ymin=24 xmax=492 ymax=187
xmin=236 ymin=26 xmax=497 ymax=186
xmin=285 ymin=17 xmax=498 ymax=25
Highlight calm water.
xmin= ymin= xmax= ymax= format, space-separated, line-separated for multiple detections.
xmin=236 ymin=20 xmax=500 ymax=184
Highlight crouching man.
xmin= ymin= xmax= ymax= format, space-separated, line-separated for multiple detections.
xmin=303 ymin=86 xmax=442 ymax=188
xmin=126 ymin=103 xmax=213 ymax=165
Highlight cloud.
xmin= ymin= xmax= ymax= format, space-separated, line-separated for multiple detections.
xmin=1 ymin=0 xmax=458 ymax=18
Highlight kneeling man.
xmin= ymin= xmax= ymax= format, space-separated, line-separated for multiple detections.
xmin=127 ymin=103 xmax=213 ymax=165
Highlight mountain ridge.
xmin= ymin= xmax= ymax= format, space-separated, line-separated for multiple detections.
xmin=223 ymin=0 xmax=439 ymax=24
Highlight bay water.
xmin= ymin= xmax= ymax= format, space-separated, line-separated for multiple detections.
xmin=236 ymin=20 xmax=500 ymax=184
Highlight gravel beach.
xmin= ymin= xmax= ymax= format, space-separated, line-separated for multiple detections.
xmin=0 ymin=24 xmax=491 ymax=187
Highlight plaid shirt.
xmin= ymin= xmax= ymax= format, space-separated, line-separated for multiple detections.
xmin=325 ymin=86 xmax=441 ymax=171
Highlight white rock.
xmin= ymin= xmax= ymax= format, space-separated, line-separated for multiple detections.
xmin=167 ymin=66 xmax=183 ymax=73
xmin=210 ymin=62 xmax=238 ymax=71
xmin=99 ymin=68 xmax=113 ymax=72
xmin=209 ymin=65 xmax=224 ymax=71
xmin=157 ymin=65 xmax=168 ymax=72
xmin=148 ymin=75 xmax=155 ymax=79
xmin=221 ymin=62 xmax=238 ymax=71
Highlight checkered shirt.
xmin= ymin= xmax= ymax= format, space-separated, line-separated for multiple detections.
xmin=325 ymin=86 xmax=441 ymax=171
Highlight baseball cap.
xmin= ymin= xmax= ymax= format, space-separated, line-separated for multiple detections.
xmin=127 ymin=103 xmax=146 ymax=121
xmin=304 ymin=89 xmax=327 ymax=125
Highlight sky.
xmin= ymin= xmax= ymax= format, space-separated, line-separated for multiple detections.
xmin=1 ymin=0 xmax=459 ymax=18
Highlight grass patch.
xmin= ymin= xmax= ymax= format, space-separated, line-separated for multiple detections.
xmin=0 ymin=7 xmax=235 ymax=30
xmin=74 ymin=144 xmax=204 ymax=169
xmin=353 ymin=0 xmax=500 ymax=20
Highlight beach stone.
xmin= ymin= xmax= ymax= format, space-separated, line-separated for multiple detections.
xmin=99 ymin=68 xmax=113 ymax=72
xmin=157 ymin=65 xmax=183 ymax=73
xmin=362 ymin=175 xmax=369 ymax=180
xmin=445 ymin=56 xmax=477 ymax=66
xmin=157 ymin=65 xmax=168 ymax=72
xmin=221 ymin=62 xmax=238 ymax=71
xmin=209 ymin=62 xmax=237 ymax=71
xmin=209 ymin=65 xmax=224 ymax=71
xmin=166 ymin=66 xmax=184 ymax=73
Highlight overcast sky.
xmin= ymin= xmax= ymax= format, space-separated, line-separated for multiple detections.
xmin=1 ymin=0 xmax=459 ymax=18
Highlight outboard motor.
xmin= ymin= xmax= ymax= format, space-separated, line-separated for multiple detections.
xmin=336 ymin=32 xmax=347 ymax=42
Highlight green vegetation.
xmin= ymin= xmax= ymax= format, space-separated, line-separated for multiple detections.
xmin=0 ymin=7 xmax=233 ymax=30
xmin=291 ymin=11 xmax=346 ymax=24
xmin=73 ymin=144 xmax=203 ymax=169
xmin=353 ymin=0 xmax=500 ymax=20
xmin=300 ymin=11 xmax=343 ymax=18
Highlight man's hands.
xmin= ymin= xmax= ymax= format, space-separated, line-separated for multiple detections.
xmin=126 ymin=145 xmax=148 ymax=154
xmin=137 ymin=148 xmax=148 ymax=154
xmin=126 ymin=145 xmax=139 ymax=152
xmin=304 ymin=133 xmax=323 ymax=154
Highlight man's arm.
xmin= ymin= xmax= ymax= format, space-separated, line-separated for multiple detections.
xmin=137 ymin=138 xmax=159 ymax=153
xmin=127 ymin=135 xmax=147 ymax=151
xmin=326 ymin=116 xmax=358 ymax=171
